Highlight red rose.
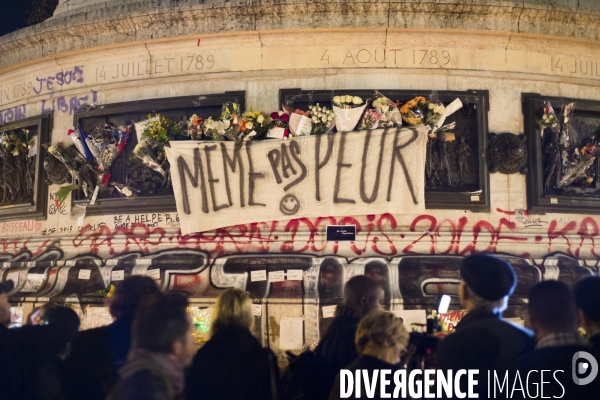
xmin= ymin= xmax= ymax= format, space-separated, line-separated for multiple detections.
xmin=280 ymin=114 xmax=290 ymax=122
xmin=270 ymin=112 xmax=280 ymax=120
xmin=283 ymin=129 xmax=289 ymax=137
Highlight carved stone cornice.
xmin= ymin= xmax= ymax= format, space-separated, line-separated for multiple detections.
xmin=0 ymin=0 xmax=599 ymax=71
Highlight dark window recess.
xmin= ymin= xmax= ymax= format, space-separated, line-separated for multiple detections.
xmin=71 ymin=92 xmax=245 ymax=215
xmin=280 ymin=89 xmax=490 ymax=212
xmin=0 ymin=114 xmax=50 ymax=221
xmin=523 ymin=93 xmax=600 ymax=214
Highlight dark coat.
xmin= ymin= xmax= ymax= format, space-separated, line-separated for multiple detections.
xmin=329 ymin=355 xmax=401 ymax=400
xmin=107 ymin=353 xmax=181 ymax=400
xmin=0 ymin=324 xmax=18 ymax=400
xmin=1 ymin=323 xmax=79 ymax=400
xmin=512 ymin=345 xmax=600 ymax=399
xmin=312 ymin=306 xmax=360 ymax=399
xmin=62 ymin=316 xmax=133 ymax=400
xmin=186 ymin=324 xmax=279 ymax=400
xmin=436 ymin=309 xmax=535 ymax=397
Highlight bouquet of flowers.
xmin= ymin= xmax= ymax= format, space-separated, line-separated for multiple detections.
xmin=85 ymin=123 xmax=130 ymax=204
xmin=558 ymin=138 xmax=598 ymax=189
xmin=187 ymin=114 xmax=204 ymax=140
xmin=242 ymin=110 xmax=270 ymax=140
xmin=133 ymin=141 xmax=166 ymax=176
xmin=359 ymin=109 xmax=381 ymax=130
xmin=400 ymin=96 xmax=427 ymax=125
xmin=332 ymin=95 xmax=368 ymax=132
xmin=308 ymin=104 xmax=335 ymax=135
xmin=425 ymin=92 xmax=446 ymax=128
xmin=47 ymin=142 xmax=85 ymax=178
xmin=372 ymin=91 xmax=401 ymax=128
xmin=202 ymin=117 xmax=230 ymax=141
xmin=538 ymin=101 xmax=559 ymax=135
xmin=267 ymin=111 xmax=290 ymax=139
xmin=1 ymin=129 xmax=36 ymax=158
xmin=282 ymin=105 xmax=312 ymax=136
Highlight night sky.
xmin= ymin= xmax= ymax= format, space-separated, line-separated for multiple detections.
xmin=0 ymin=1 xmax=37 ymax=37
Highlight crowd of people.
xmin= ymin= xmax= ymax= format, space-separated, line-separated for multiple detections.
xmin=0 ymin=254 xmax=599 ymax=399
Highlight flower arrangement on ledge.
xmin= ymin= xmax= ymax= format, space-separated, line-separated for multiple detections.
xmin=46 ymin=91 xmax=463 ymax=203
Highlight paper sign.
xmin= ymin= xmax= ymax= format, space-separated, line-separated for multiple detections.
xmin=78 ymin=269 xmax=91 ymax=280
xmin=146 ymin=269 xmax=161 ymax=280
xmin=322 ymin=305 xmax=337 ymax=318
xmin=252 ymin=304 xmax=262 ymax=316
xmin=279 ymin=317 xmax=304 ymax=350
xmin=391 ymin=310 xmax=428 ymax=332
xmin=251 ymin=270 xmax=267 ymax=282
xmin=166 ymin=126 xmax=429 ymax=235
xmin=326 ymin=225 xmax=356 ymax=241
xmin=269 ymin=271 xmax=285 ymax=282
xmin=111 ymin=270 xmax=124 ymax=281
xmin=287 ymin=270 xmax=303 ymax=281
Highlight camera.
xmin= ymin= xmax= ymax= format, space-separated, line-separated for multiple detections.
xmin=406 ymin=295 xmax=451 ymax=370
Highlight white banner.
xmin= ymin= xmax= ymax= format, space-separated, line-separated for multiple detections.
xmin=166 ymin=126 xmax=429 ymax=235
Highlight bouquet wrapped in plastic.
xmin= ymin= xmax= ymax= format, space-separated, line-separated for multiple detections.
xmin=47 ymin=142 xmax=85 ymax=179
xmin=359 ymin=109 xmax=381 ymax=130
xmin=133 ymin=141 xmax=166 ymax=176
xmin=267 ymin=111 xmax=290 ymax=139
xmin=332 ymin=95 xmax=368 ymax=132
xmin=537 ymin=101 xmax=559 ymax=136
xmin=84 ymin=123 xmax=130 ymax=204
xmin=242 ymin=111 xmax=271 ymax=140
xmin=372 ymin=91 xmax=401 ymax=128
xmin=187 ymin=114 xmax=204 ymax=140
xmin=400 ymin=96 xmax=427 ymax=125
xmin=308 ymin=104 xmax=335 ymax=135
xmin=282 ymin=104 xmax=312 ymax=136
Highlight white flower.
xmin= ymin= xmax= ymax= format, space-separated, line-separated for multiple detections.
xmin=28 ymin=144 xmax=33 ymax=149
xmin=312 ymin=117 xmax=318 ymax=123
xmin=433 ymin=105 xmax=442 ymax=114
xmin=345 ymin=95 xmax=353 ymax=104
xmin=257 ymin=115 xmax=265 ymax=124
xmin=328 ymin=115 xmax=333 ymax=121
xmin=321 ymin=116 xmax=327 ymax=122
xmin=12 ymin=150 xmax=19 ymax=156
xmin=245 ymin=122 xmax=254 ymax=130
xmin=333 ymin=96 xmax=341 ymax=105
xmin=352 ymin=96 xmax=363 ymax=105
xmin=428 ymin=103 xmax=435 ymax=110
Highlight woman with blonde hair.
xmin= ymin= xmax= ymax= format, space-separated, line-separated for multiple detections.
xmin=329 ymin=310 xmax=409 ymax=400
xmin=186 ymin=288 xmax=279 ymax=400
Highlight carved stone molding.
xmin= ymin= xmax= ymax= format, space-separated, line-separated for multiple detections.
xmin=488 ymin=132 xmax=528 ymax=174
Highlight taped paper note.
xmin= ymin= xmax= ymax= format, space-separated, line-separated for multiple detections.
xmin=252 ymin=304 xmax=262 ymax=316
xmin=269 ymin=271 xmax=285 ymax=282
xmin=287 ymin=270 xmax=303 ymax=281
xmin=322 ymin=305 xmax=337 ymax=318
xmin=251 ymin=270 xmax=267 ymax=282
xmin=279 ymin=317 xmax=304 ymax=350
xmin=78 ymin=269 xmax=91 ymax=280
xmin=111 ymin=270 xmax=124 ymax=281
xmin=146 ymin=269 xmax=161 ymax=280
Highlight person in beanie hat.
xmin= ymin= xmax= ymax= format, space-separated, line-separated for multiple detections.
xmin=436 ymin=254 xmax=535 ymax=397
